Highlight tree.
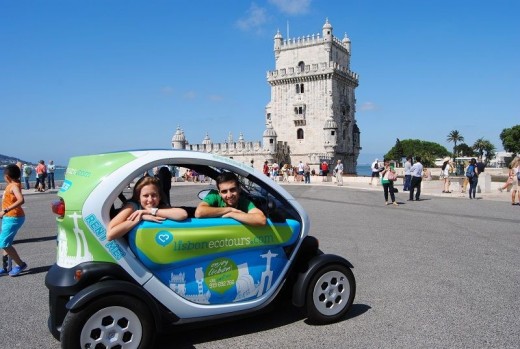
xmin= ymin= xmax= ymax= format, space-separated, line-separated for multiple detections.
xmin=394 ymin=138 xmax=405 ymax=160
xmin=454 ymin=143 xmax=475 ymax=157
xmin=384 ymin=139 xmax=450 ymax=167
xmin=472 ymin=138 xmax=496 ymax=164
xmin=446 ymin=130 xmax=464 ymax=159
xmin=500 ymin=125 xmax=520 ymax=155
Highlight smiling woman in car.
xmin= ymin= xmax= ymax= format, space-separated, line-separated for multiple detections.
xmin=107 ymin=176 xmax=187 ymax=241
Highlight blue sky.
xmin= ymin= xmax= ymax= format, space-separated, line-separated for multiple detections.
xmin=1 ymin=0 xmax=518 ymax=166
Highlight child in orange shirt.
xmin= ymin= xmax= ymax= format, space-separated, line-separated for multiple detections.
xmin=0 ymin=164 xmax=28 ymax=276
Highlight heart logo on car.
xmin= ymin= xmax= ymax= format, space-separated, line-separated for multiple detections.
xmin=155 ymin=231 xmax=173 ymax=247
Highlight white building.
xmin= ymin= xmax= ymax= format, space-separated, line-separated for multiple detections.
xmin=172 ymin=19 xmax=361 ymax=174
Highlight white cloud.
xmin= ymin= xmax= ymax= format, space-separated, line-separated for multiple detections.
xmin=236 ymin=3 xmax=268 ymax=31
xmin=182 ymin=91 xmax=196 ymax=100
xmin=268 ymin=0 xmax=311 ymax=15
xmin=161 ymin=86 xmax=174 ymax=95
xmin=360 ymin=102 xmax=378 ymax=111
xmin=208 ymin=95 xmax=223 ymax=102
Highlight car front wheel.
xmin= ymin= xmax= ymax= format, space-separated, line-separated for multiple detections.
xmin=306 ymin=264 xmax=355 ymax=324
xmin=60 ymin=294 xmax=155 ymax=349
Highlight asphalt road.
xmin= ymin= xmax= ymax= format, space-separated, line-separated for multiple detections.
xmin=1 ymin=185 xmax=519 ymax=348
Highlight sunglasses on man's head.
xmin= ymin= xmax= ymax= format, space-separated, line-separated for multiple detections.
xmin=219 ymin=187 xmax=238 ymax=195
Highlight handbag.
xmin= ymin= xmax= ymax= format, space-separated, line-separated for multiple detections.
xmin=387 ymin=171 xmax=397 ymax=181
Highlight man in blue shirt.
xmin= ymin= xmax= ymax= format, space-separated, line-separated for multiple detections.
xmin=408 ymin=156 xmax=424 ymax=201
xmin=195 ymin=172 xmax=266 ymax=226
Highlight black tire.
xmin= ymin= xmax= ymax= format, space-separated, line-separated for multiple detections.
xmin=60 ymin=294 xmax=155 ymax=349
xmin=305 ymin=263 xmax=355 ymax=324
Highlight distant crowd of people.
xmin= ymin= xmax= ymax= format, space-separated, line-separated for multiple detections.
xmin=258 ymin=160 xmax=344 ymax=186
xmin=15 ymin=160 xmax=56 ymax=192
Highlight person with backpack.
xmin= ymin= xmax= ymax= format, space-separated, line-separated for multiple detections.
xmin=21 ymin=164 xmax=32 ymax=190
xmin=465 ymin=158 xmax=479 ymax=199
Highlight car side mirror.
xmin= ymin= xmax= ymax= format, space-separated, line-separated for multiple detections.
xmin=198 ymin=189 xmax=211 ymax=200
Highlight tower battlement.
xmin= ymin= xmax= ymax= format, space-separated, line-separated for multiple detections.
xmin=267 ymin=61 xmax=358 ymax=84
xmin=279 ymin=34 xmax=349 ymax=52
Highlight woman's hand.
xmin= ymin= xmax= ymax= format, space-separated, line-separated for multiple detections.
xmin=127 ymin=209 xmax=165 ymax=223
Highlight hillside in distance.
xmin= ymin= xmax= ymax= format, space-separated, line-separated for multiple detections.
xmin=0 ymin=154 xmax=32 ymax=167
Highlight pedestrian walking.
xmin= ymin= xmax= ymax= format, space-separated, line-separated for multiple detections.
xmin=381 ymin=160 xmax=398 ymax=206
xmin=22 ymin=163 xmax=32 ymax=190
xmin=304 ymin=163 xmax=311 ymax=184
xmin=403 ymin=156 xmax=412 ymax=191
xmin=0 ymin=164 xmax=28 ymax=276
xmin=466 ymin=158 xmax=479 ymax=199
xmin=47 ymin=160 xmax=56 ymax=189
xmin=408 ymin=156 xmax=423 ymax=201
xmin=334 ymin=160 xmax=344 ymax=186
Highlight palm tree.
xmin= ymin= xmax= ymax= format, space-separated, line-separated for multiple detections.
xmin=446 ymin=130 xmax=464 ymax=159
xmin=472 ymin=137 xmax=487 ymax=158
xmin=473 ymin=138 xmax=496 ymax=164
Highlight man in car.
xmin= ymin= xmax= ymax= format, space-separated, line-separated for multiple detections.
xmin=195 ymin=172 xmax=266 ymax=226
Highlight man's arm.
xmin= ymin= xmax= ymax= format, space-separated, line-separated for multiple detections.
xmin=195 ymin=202 xmax=266 ymax=226
xmin=222 ymin=207 xmax=266 ymax=226
xmin=195 ymin=201 xmax=233 ymax=218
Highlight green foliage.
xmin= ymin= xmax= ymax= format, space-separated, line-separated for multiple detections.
xmin=394 ymin=138 xmax=405 ymax=159
xmin=500 ymin=125 xmax=520 ymax=155
xmin=454 ymin=143 xmax=475 ymax=157
xmin=384 ymin=139 xmax=450 ymax=167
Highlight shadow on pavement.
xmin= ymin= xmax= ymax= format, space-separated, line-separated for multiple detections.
xmin=156 ymin=302 xmax=371 ymax=348
xmin=13 ymin=235 xmax=57 ymax=245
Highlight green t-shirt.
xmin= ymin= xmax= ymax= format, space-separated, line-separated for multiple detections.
xmin=203 ymin=190 xmax=256 ymax=213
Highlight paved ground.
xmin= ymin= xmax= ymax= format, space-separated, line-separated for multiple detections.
xmin=1 ymin=182 xmax=519 ymax=348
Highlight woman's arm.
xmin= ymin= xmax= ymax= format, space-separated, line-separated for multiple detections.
xmin=107 ymin=204 xmax=139 ymax=241
xmin=154 ymin=206 xmax=188 ymax=221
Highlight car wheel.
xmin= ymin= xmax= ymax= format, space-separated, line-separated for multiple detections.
xmin=60 ymin=294 xmax=155 ymax=349
xmin=305 ymin=264 xmax=355 ymax=324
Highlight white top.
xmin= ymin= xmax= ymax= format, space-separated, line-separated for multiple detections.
xmin=404 ymin=161 xmax=412 ymax=175
xmin=411 ymin=162 xmax=423 ymax=177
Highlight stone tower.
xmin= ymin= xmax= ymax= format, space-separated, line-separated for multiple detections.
xmin=265 ymin=19 xmax=360 ymax=173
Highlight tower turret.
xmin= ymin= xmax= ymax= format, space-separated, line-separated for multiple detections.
xmin=322 ymin=18 xmax=333 ymax=53
xmin=274 ymin=30 xmax=283 ymax=60
xmin=342 ymin=33 xmax=351 ymax=54
xmin=323 ymin=116 xmax=338 ymax=151
xmin=263 ymin=124 xmax=277 ymax=153
xmin=171 ymin=126 xmax=186 ymax=149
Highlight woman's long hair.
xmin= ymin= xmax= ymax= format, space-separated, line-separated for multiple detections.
xmin=131 ymin=176 xmax=168 ymax=207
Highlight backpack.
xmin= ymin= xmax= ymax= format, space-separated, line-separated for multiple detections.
xmin=24 ymin=166 xmax=32 ymax=176
xmin=465 ymin=165 xmax=475 ymax=178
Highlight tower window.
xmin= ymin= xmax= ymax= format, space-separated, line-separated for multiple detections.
xmin=297 ymin=128 xmax=304 ymax=139
xmin=295 ymin=83 xmax=305 ymax=94
xmin=298 ymin=61 xmax=305 ymax=72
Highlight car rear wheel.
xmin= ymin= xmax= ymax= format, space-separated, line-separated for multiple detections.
xmin=305 ymin=264 xmax=355 ymax=324
xmin=60 ymin=294 xmax=155 ymax=349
